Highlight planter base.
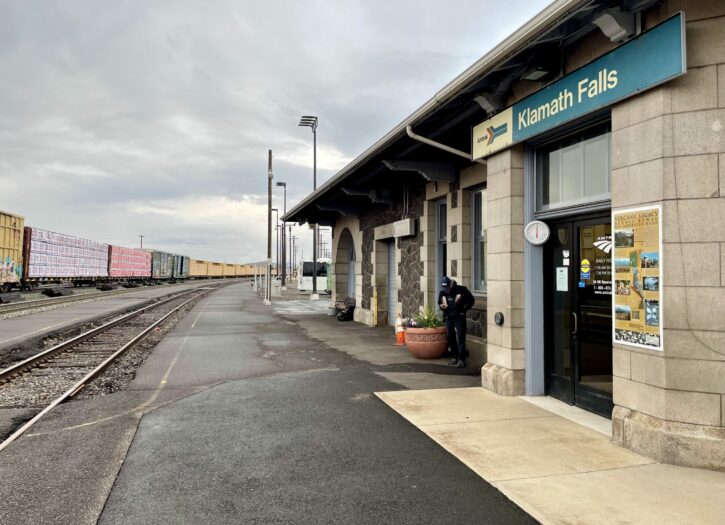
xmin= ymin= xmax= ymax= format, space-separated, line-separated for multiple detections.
xmin=404 ymin=327 xmax=449 ymax=359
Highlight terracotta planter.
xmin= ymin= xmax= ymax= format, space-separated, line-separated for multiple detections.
xmin=404 ymin=326 xmax=449 ymax=359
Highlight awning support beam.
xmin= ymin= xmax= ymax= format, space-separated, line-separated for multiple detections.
xmin=340 ymin=187 xmax=393 ymax=205
xmin=382 ymin=160 xmax=457 ymax=183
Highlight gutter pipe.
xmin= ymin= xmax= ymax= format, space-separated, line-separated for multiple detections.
xmin=405 ymin=125 xmax=486 ymax=165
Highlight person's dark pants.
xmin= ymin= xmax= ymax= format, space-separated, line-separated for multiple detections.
xmin=445 ymin=313 xmax=468 ymax=361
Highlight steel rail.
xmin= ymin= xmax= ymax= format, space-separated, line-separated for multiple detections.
xmin=0 ymin=286 xmax=216 ymax=453
xmin=0 ymin=287 xmax=147 ymax=314
xmin=0 ymin=279 xmax=235 ymax=315
xmin=0 ymin=289 xmax=198 ymax=382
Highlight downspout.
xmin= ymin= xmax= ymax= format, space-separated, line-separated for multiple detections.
xmin=405 ymin=126 xmax=486 ymax=165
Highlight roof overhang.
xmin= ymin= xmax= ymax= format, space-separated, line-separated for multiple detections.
xmin=283 ymin=0 xmax=660 ymax=224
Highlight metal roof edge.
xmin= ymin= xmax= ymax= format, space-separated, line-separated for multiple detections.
xmin=283 ymin=0 xmax=588 ymax=222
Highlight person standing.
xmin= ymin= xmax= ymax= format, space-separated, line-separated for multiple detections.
xmin=438 ymin=276 xmax=475 ymax=368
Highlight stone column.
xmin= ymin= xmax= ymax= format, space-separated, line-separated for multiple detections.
xmin=610 ymin=3 xmax=725 ymax=470
xmin=420 ymin=198 xmax=439 ymax=309
xmin=481 ymin=146 xmax=526 ymax=396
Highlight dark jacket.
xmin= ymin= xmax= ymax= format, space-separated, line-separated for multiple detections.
xmin=438 ymin=284 xmax=475 ymax=318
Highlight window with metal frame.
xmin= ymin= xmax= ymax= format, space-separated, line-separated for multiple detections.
xmin=536 ymin=122 xmax=611 ymax=212
xmin=471 ymin=188 xmax=487 ymax=293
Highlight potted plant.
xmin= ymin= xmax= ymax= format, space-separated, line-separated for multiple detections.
xmin=403 ymin=306 xmax=448 ymax=359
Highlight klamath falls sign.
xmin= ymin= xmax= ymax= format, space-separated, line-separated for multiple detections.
xmin=472 ymin=13 xmax=686 ymax=160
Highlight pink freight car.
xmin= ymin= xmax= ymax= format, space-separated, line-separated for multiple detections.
xmin=23 ymin=226 xmax=109 ymax=281
xmin=108 ymin=245 xmax=152 ymax=278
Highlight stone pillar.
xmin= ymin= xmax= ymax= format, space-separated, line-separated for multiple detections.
xmin=420 ymin=199 xmax=439 ymax=310
xmin=481 ymin=146 xmax=526 ymax=396
xmin=610 ymin=3 xmax=725 ymax=470
xmin=447 ymin=187 xmax=472 ymax=289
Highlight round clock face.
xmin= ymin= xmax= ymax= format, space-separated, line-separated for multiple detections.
xmin=524 ymin=221 xmax=550 ymax=245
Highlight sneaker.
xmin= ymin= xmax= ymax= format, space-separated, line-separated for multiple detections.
xmin=450 ymin=358 xmax=459 ymax=365
xmin=456 ymin=360 xmax=466 ymax=368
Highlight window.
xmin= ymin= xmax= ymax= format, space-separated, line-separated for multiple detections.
xmin=536 ymin=123 xmax=611 ymax=211
xmin=472 ymin=188 xmax=487 ymax=293
xmin=302 ymin=261 xmax=328 ymax=277
xmin=436 ymin=199 xmax=447 ymax=292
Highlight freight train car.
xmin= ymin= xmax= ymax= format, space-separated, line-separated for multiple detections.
xmin=0 ymin=210 xmax=24 ymax=292
xmin=222 ymin=263 xmax=235 ymax=278
xmin=233 ymin=264 xmax=243 ymax=277
xmin=144 ymin=250 xmax=174 ymax=281
xmin=208 ymin=262 xmax=223 ymax=277
xmin=189 ymin=258 xmax=209 ymax=278
xmin=23 ymin=226 xmax=109 ymax=286
xmin=108 ymin=245 xmax=152 ymax=281
xmin=172 ymin=254 xmax=190 ymax=281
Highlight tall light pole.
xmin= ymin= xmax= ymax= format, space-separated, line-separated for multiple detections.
xmin=298 ymin=115 xmax=319 ymax=300
xmin=292 ymin=235 xmax=297 ymax=279
xmin=265 ymin=150 xmax=273 ymax=305
xmin=139 ymin=235 xmax=144 ymax=249
xmin=276 ymin=181 xmax=287 ymax=288
xmin=271 ymin=208 xmax=279 ymax=277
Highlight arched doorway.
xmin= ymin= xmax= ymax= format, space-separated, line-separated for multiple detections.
xmin=335 ymin=228 xmax=357 ymax=300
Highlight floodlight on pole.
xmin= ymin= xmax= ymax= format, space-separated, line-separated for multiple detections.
xmin=298 ymin=115 xmax=319 ymax=300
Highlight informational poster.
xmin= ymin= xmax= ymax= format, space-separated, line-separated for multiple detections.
xmin=612 ymin=206 xmax=663 ymax=350
xmin=556 ymin=267 xmax=568 ymax=292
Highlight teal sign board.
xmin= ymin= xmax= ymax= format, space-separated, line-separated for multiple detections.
xmin=473 ymin=13 xmax=686 ymax=159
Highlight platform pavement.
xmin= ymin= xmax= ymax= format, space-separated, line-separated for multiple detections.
xmin=377 ymin=387 xmax=725 ymax=525
xmin=0 ymin=282 xmax=533 ymax=524
xmin=0 ymin=280 xmax=232 ymax=355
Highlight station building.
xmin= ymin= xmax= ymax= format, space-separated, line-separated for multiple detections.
xmin=283 ymin=0 xmax=725 ymax=470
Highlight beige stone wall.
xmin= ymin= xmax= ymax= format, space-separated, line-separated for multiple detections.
xmin=481 ymin=146 xmax=526 ymax=396
xmin=610 ymin=1 xmax=725 ymax=470
xmin=420 ymin=193 xmax=440 ymax=309
xmin=331 ymin=216 xmax=363 ymax=305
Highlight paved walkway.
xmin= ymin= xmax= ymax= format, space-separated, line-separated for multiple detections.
xmin=377 ymin=387 xmax=725 ymax=525
xmin=0 ymin=283 xmax=530 ymax=524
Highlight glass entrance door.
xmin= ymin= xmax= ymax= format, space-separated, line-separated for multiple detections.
xmin=544 ymin=214 xmax=613 ymax=417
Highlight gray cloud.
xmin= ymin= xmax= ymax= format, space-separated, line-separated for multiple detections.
xmin=0 ymin=0 xmax=550 ymax=262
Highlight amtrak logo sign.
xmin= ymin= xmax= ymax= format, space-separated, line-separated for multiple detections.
xmin=472 ymin=13 xmax=685 ymax=160
xmin=486 ymin=123 xmax=508 ymax=145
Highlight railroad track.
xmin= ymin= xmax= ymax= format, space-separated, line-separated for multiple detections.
xmin=0 ymin=286 xmax=161 ymax=315
xmin=0 ymin=279 xmax=236 ymax=316
xmin=0 ymin=284 xmax=221 ymax=452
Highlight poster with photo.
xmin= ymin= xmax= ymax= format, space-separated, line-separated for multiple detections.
xmin=612 ymin=206 xmax=663 ymax=350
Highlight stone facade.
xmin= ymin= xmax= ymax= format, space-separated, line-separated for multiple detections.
xmin=481 ymin=147 xmax=526 ymax=396
xmin=356 ymin=182 xmax=425 ymax=320
xmin=608 ymin=1 xmax=725 ymax=471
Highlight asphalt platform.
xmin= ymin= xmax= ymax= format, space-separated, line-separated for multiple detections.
xmin=0 ymin=282 xmax=534 ymax=524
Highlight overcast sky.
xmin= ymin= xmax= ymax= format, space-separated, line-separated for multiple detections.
xmin=0 ymin=0 xmax=550 ymax=264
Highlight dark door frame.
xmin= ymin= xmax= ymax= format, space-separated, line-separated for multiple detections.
xmin=543 ymin=211 xmax=613 ymax=418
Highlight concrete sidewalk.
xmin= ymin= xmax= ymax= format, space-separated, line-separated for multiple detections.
xmin=376 ymin=387 xmax=725 ymax=525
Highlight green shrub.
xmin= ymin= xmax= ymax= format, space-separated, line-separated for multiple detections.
xmin=412 ymin=306 xmax=444 ymax=328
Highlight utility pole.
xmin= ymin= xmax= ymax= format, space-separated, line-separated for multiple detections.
xmin=139 ymin=235 xmax=144 ymax=249
xmin=264 ymin=150 xmax=272 ymax=305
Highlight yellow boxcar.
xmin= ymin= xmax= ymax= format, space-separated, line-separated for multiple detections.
xmin=208 ymin=262 xmax=223 ymax=277
xmin=222 ymin=263 xmax=235 ymax=277
xmin=189 ymin=259 xmax=209 ymax=278
xmin=234 ymin=264 xmax=243 ymax=277
xmin=0 ymin=210 xmax=24 ymax=291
